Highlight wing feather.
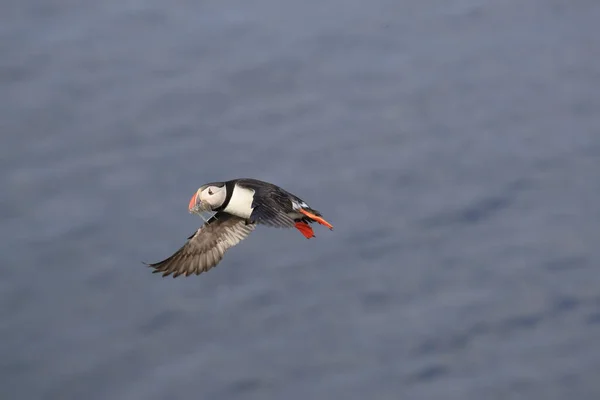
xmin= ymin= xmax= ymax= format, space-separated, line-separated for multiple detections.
xmin=145 ymin=213 xmax=255 ymax=277
xmin=233 ymin=179 xmax=299 ymax=228
xmin=248 ymin=204 xmax=296 ymax=228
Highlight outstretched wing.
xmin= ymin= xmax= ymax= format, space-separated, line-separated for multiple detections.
xmin=145 ymin=213 xmax=256 ymax=277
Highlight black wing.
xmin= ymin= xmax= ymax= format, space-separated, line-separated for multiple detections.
xmin=236 ymin=178 xmax=303 ymax=228
xmin=145 ymin=213 xmax=256 ymax=278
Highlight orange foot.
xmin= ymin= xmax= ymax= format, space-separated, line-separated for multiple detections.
xmin=299 ymin=209 xmax=334 ymax=230
xmin=295 ymin=221 xmax=315 ymax=239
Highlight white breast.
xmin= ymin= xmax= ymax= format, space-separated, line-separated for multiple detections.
xmin=223 ymin=185 xmax=255 ymax=219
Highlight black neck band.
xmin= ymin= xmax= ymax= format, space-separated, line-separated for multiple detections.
xmin=215 ymin=180 xmax=236 ymax=212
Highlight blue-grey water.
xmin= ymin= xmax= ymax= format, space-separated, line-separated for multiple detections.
xmin=2 ymin=1 xmax=600 ymax=399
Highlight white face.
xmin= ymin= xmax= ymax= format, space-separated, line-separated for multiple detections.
xmin=198 ymin=185 xmax=226 ymax=210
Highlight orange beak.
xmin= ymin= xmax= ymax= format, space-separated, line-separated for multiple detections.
xmin=188 ymin=191 xmax=199 ymax=212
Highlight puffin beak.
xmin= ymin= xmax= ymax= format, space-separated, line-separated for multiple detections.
xmin=188 ymin=191 xmax=200 ymax=213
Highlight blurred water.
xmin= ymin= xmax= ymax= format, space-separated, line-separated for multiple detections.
xmin=2 ymin=0 xmax=600 ymax=399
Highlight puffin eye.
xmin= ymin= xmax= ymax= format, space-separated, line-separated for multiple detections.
xmin=208 ymin=188 xmax=213 ymax=195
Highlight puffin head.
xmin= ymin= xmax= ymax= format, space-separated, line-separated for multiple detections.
xmin=188 ymin=182 xmax=227 ymax=213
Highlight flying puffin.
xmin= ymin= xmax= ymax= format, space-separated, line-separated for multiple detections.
xmin=145 ymin=178 xmax=333 ymax=278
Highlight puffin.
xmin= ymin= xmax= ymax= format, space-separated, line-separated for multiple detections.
xmin=145 ymin=178 xmax=333 ymax=278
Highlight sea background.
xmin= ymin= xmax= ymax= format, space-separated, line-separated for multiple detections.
xmin=1 ymin=0 xmax=600 ymax=399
